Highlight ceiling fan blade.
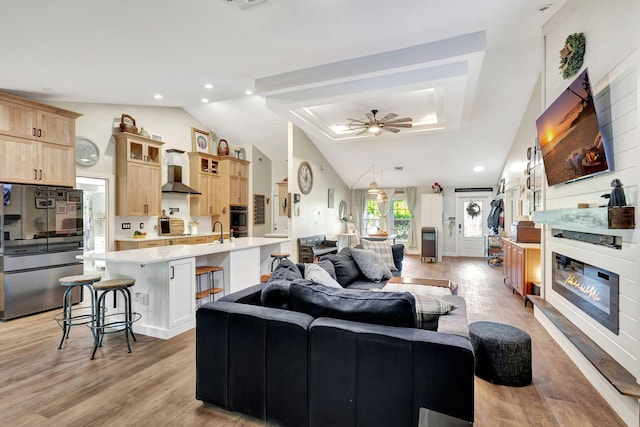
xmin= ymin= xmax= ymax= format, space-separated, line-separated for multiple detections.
xmin=365 ymin=112 xmax=375 ymax=125
xmin=384 ymin=117 xmax=412 ymax=124
xmin=379 ymin=113 xmax=398 ymax=122
xmin=347 ymin=118 xmax=368 ymax=124
xmin=375 ymin=130 xmax=383 ymax=136
xmin=385 ymin=127 xmax=400 ymax=133
xmin=388 ymin=123 xmax=413 ymax=128
xmin=356 ymin=128 xmax=369 ymax=136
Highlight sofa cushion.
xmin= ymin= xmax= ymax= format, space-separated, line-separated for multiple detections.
xmin=260 ymin=259 xmax=303 ymax=308
xmin=360 ymin=239 xmax=398 ymax=271
xmin=321 ymin=252 xmax=362 ymax=287
xmin=350 ymin=248 xmax=392 ymax=282
xmin=288 ymin=280 xmax=416 ymax=328
xmin=304 ymin=263 xmax=342 ymax=288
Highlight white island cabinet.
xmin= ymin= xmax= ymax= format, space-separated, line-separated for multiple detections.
xmin=86 ymin=237 xmax=289 ymax=339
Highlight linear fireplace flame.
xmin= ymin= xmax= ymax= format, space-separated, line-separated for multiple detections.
xmin=563 ymin=274 xmax=602 ymax=303
xmin=552 ymin=252 xmax=619 ymax=334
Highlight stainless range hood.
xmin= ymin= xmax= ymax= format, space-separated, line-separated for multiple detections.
xmin=162 ymin=149 xmax=201 ymax=194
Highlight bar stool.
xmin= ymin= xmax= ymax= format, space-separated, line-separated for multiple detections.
xmin=196 ymin=266 xmax=224 ymax=306
xmin=55 ymin=273 xmax=103 ymax=349
xmin=91 ymin=278 xmax=140 ymax=360
xmin=270 ymin=252 xmax=290 ymax=271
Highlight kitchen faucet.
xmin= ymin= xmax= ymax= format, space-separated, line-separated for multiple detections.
xmin=212 ymin=221 xmax=224 ymax=243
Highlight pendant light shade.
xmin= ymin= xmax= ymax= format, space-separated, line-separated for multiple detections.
xmin=368 ymin=180 xmax=380 ymax=194
xmin=376 ymin=190 xmax=388 ymax=202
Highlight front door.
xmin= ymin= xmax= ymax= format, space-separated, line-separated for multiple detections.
xmin=456 ymin=193 xmax=491 ymax=257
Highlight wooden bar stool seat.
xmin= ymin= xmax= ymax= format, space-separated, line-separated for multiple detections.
xmin=55 ymin=273 xmax=103 ymax=349
xmin=270 ymin=252 xmax=290 ymax=271
xmin=196 ymin=265 xmax=225 ymax=305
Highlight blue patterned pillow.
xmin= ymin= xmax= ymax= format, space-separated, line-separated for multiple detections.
xmin=350 ymin=248 xmax=392 ymax=282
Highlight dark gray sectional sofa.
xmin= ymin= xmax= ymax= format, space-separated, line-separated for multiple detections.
xmin=195 ymin=247 xmax=474 ymax=427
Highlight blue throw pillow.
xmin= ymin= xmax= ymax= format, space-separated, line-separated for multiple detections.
xmin=350 ymin=248 xmax=392 ymax=282
xmin=321 ymin=253 xmax=361 ymax=286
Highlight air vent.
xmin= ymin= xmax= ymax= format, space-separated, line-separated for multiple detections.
xmin=225 ymin=0 xmax=267 ymax=9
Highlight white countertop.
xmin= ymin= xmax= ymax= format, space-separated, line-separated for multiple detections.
xmin=115 ymin=232 xmax=225 ymax=242
xmin=264 ymin=233 xmax=289 ymax=238
xmin=85 ymin=237 xmax=289 ymax=264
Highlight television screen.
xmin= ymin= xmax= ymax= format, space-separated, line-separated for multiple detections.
xmin=536 ymin=69 xmax=611 ymax=186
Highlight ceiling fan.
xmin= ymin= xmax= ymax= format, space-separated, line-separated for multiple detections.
xmin=347 ymin=109 xmax=413 ymax=136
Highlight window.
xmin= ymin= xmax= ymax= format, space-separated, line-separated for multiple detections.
xmin=362 ymin=198 xmax=412 ymax=242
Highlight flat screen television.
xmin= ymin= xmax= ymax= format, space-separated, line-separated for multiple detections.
xmin=536 ymin=68 xmax=612 ymax=186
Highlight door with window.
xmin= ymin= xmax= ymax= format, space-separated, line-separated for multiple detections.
xmin=456 ymin=194 xmax=491 ymax=257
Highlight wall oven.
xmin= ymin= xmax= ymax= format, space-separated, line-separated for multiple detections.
xmin=1 ymin=184 xmax=84 ymax=320
xmin=229 ymin=206 xmax=248 ymax=237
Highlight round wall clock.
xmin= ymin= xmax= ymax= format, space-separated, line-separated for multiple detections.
xmin=75 ymin=137 xmax=100 ymax=166
xmin=297 ymin=161 xmax=313 ymax=194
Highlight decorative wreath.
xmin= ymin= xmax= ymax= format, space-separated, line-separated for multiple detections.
xmin=466 ymin=202 xmax=481 ymax=219
xmin=559 ymin=32 xmax=586 ymax=80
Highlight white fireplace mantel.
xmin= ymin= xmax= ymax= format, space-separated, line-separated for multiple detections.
xmin=533 ymin=208 xmax=636 ymax=238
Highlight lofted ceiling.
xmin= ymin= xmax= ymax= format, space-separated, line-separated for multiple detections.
xmin=0 ymin=0 xmax=566 ymax=189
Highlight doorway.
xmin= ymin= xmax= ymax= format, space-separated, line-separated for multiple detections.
xmin=76 ymin=177 xmax=108 ymax=273
xmin=455 ymin=193 xmax=491 ymax=257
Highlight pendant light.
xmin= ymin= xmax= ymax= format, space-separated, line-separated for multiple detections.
xmin=376 ymin=169 xmax=388 ymax=202
xmin=367 ymin=167 xmax=380 ymax=194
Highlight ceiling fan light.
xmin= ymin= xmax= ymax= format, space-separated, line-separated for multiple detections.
xmin=368 ymin=180 xmax=380 ymax=194
xmin=368 ymin=125 xmax=380 ymax=133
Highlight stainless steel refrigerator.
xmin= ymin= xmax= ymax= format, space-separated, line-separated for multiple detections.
xmin=1 ymin=184 xmax=84 ymax=320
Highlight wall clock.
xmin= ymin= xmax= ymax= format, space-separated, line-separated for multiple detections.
xmin=297 ymin=161 xmax=313 ymax=194
xmin=75 ymin=137 xmax=99 ymax=166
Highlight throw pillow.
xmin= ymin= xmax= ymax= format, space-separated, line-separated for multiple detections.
xmin=320 ymin=253 xmax=362 ymax=287
xmin=413 ymin=293 xmax=456 ymax=328
xmin=288 ymin=280 xmax=417 ymax=328
xmin=350 ymin=248 xmax=392 ymax=282
xmin=316 ymin=258 xmax=337 ymax=280
xmin=304 ymin=263 xmax=342 ymax=288
xmin=360 ymin=239 xmax=398 ymax=271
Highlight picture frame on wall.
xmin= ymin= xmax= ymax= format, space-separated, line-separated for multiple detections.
xmin=191 ymin=127 xmax=211 ymax=154
xmin=497 ymin=178 xmax=505 ymax=195
xmin=327 ymin=188 xmax=334 ymax=208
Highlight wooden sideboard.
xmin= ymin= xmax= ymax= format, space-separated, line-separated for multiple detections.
xmin=501 ymin=238 xmax=541 ymax=303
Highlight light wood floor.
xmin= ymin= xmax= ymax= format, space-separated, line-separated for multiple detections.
xmin=0 ymin=256 xmax=625 ymax=426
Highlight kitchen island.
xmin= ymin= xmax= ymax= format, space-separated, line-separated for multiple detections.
xmin=85 ymin=237 xmax=290 ymax=339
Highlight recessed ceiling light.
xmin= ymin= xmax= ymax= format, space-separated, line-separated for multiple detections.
xmin=154 ymin=94 xmax=163 ymax=100
xmin=473 ymin=166 xmax=485 ymax=172
xmin=245 ymin=90 xmax=253 ymax=95
xmin=201 ymin=98 xmax=209 ymax=103
xmin=204 ymin=84 xmax=213 ymax=89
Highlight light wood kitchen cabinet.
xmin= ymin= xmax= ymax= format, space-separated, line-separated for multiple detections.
xmin=501 ymin=239 xmax=541 ymax=303
xmin=0 ymin=92 xmax=80 ymax=186
xmin=220 ymin=157 xmax=249 ymax=206
xmin=116 ymin=239 xmax=168 ymax=251
xmin=188 ymin=152 xmax=221 ymax=216
xmin=115 ymin=132 xmax=163 ymax=216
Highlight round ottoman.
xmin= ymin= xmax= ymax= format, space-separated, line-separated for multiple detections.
xmin=469 ymin=321 xmax=532 ymax=387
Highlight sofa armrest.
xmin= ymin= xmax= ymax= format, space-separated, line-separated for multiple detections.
xmin=308 ymin=317 xmax=474 ymax=425
xmin=218 ymin=283 xmax=264 ymax=305
xmin=196 ymin=301 xmax=314 ymax=427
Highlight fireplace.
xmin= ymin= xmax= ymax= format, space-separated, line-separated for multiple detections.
xmin=552 ymin=252 xmax=619 ymax=334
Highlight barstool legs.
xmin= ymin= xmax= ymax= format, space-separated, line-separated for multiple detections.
xmin=91 ymin=282 xmax=138 ymax=360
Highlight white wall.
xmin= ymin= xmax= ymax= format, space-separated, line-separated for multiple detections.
xmin=538 ymin=0 xmax=639 ymax=424
xmin=289 ymin=124 xmax=350 ymax=262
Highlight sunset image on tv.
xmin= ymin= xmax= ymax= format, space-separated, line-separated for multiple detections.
xmin=536 ymin=69 xmax=609 ymax=186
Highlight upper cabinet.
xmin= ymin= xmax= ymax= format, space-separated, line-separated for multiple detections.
xmin=114 ymin=132 xmax=164 ymax=216
xmin=188 ymin=152 xmax=221 ymax=216
xmin=0 ymin=92 xmax=80 ymax=187
xmin=220 ymin=157 xmax=249 ymax=206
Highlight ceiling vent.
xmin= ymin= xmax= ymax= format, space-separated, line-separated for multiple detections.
xmin=225 ymin=0 xmax=267 ymax=10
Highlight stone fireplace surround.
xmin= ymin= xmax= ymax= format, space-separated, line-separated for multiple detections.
xmin=534 ymin=208 xmax=639 ymax=425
